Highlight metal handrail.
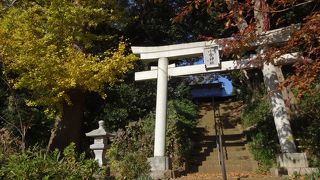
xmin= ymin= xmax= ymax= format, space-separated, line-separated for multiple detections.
xmin=213 ymin=98 xmax=227 ymax=180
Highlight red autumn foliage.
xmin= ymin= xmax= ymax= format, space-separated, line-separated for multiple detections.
xmin=267 ymin=12 xmax=320 ymax=96
xmin=173 ymin=0 xmax=319 ymax=96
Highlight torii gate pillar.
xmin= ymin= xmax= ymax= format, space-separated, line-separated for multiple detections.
xmin=154 ymin=57 xmax=168 ymax=156
xmin=262 ymin=63 xmax=297 ymax=153
xmin=147 ymin=57 xmax=171 ymax=179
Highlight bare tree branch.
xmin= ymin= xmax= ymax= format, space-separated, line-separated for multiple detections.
xmin=0 ymin=115 xmax=23 ymax=136
xmin=251 ymin=0 xmax=316 ymax=13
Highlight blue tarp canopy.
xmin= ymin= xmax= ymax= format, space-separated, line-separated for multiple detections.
xmin=189 ymin=75 xmax=233 ymax=98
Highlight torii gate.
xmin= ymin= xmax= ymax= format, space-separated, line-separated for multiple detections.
xmin=131 ymin=25 xmax=301 ymax=178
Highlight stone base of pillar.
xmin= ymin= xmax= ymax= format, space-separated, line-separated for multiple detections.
xmin=148 ymin=156 xmax=172 ymax=180
xmin=270 ymin=153 xmax=319 ymax=176
xmin=271 ymin=167 xmax=319 ymax=176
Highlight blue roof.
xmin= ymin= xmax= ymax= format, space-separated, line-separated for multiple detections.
xmin=190 ymin=75 xmax=233 ymax=98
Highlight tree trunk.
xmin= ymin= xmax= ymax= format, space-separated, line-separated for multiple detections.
xmin=47 ymin=89 xmax=85 ymax=152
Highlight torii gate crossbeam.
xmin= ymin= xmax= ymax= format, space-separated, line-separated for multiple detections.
xmin=135 ymin=53 xmax=299 ymax=81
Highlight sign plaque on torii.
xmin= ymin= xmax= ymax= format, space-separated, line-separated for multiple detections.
xmin=203 ymin=45 xmax=220 ymax=69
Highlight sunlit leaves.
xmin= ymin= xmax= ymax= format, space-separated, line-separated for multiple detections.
xmin=0 ymin=0 xmax=137 ymax=109
xmin=275 ymin=12 xmax=320 ymax=97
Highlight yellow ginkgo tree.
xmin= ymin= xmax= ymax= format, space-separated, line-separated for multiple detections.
xmin=0 ymin=0 xmax=137 ymax=150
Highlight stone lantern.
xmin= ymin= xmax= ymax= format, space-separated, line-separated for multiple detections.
xmin=86 ymin=120 xmax=114 ymax=167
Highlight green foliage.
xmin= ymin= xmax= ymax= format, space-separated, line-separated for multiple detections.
xmin=286 ymin=171 xmax=320 ymax=180
xmin=228 ymin=69 xmax=266 ymax=103
xmin=0 ymin=143 xmax=104 ymax=180
xmin=291 ymin=91 xmax=320 ymax=168
xmin=248 ymin=129 xmax=279 ymax=171
xmin=0 ymin=92 xmax=52 ymax=147
xmin=243 ymin=89 xmax=320 ymax=171
xmin=166 ymin=99 xmax=197 ymax=169
xmin=107 ymin=121 xmax=152 ymax=180
xmin=241 ymin=95 xmax=273 ymax=128
xmin=241 ymin=94 xmax=280 ymax=171
xmin=86 ymin=82 xmax=157 ymax=132
xmin=302 ymin=171 xmax=320 ymax=180
xmin=107 ymin=98 xmax=197 ymax=179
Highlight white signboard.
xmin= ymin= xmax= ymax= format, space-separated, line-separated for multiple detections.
xmin=203 ymin=46 xmax=220 ymax=69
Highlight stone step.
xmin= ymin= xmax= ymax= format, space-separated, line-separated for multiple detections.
xmin=189 ymin=154 xmax=254 ymax=165
xmin=175 ymin=176 xmax=283 ymax=180
xmin=200 ymin=160 xmax=258 ymax=168
xmin=199 ymin=150 xmax=256 ymax=162
xmin=220 ymin=146 xmax=248 ymax=151
xmin=189 ymin=148 xmax=253 ymax=163
xmin=192 ymin=130 xmax=245 ymax=139
xmin=188 ymin=159 xmax=257 ymax=169
xmin=189 ymin=158 xmax=257 ymax=167
xmin=192 ymin=139 xmax=248 ymax=146
xmin=201 ymin=157 xmax=257 ymax=164
xmin=190 ymin=147 xmax=215 ymax=153
xmin=191 ymin=151 xmax=254 ymax=162
xmin=221 ymin=148 xmax=251 ymax=155
xmin=193 ymin=141 xmax=248 ymax=148
xmin=191 ymin=144 xmax=248 ymax=154
xmin=222 ymin=136 xmax=245 ymax=140
xmin=238 ymin=178 xmax=283 ymax=180
xmin=197 ymin=167 xmax=257 ymax=174
xmin=198 ymin=162 xmax=258 ymax=173
xmin=221 ymin=128 xmax=244 ymax=133
xmin=206 ymin=154 xmax=254 ymax=161
xmin=193 ymin=139 xmax=216 ymax=144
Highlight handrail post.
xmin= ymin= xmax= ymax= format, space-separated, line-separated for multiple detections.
xmin=212 ymin=97 xmax=227 ymax=180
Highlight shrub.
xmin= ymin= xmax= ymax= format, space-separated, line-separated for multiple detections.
xmin=107 ymin=121 xmax=152 ymax=180
xmin=0 ymin=93 xmax=52 ymax=148
xmin=241 ymin=96 xmax=272 ymax=128
xmin=243 ymin=90 xmax=320 ymax=171
xmin=107 ymin=99 xmax=197 ymax=179
xmin=248 ymin=130 xmax=279 ymax=171
xmin=0 ymin=128 xmax=22 ymax=154
xmin=0 ymin=143 xmax=104 ymax=180
xmin=241 ymin=95 xmax=279 ymax=171
xmin=291 ymin=92 xmax=320 ymax=168
xmin=303 ymin=171 xmax=320 ymax=180
xmin=166 ymin=99 xmax=197 ymax=169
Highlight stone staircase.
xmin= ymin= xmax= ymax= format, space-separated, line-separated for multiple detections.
xmin=175 ymin=101 xmax=281 ymax=180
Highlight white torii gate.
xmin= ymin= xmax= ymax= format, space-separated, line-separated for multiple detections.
xmin=131 ymin=25 xmax=299 ymax=178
